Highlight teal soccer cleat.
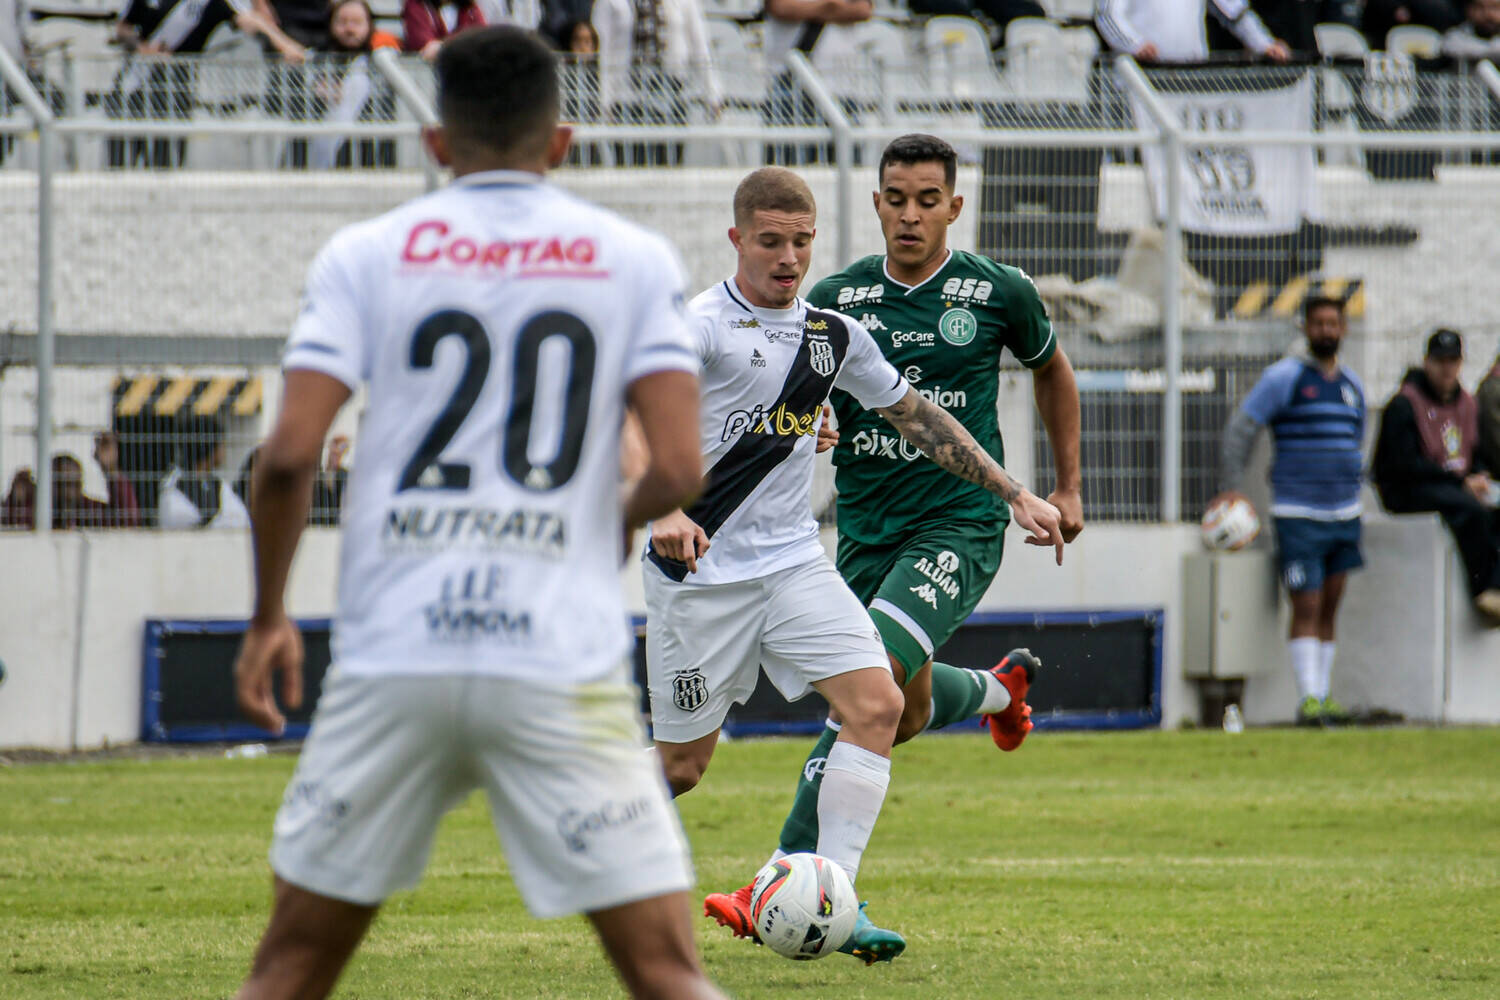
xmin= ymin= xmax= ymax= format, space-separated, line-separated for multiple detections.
xmin=837 ymin=901 xmax=906 ymax=965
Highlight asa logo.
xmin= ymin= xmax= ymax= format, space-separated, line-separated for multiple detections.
xmin=941 ymin=277 xmax=993 ymax=303
xmin=836 ymin=284 xmax=884 ymax=306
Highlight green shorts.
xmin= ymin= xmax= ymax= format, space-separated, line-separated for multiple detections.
xmin=836 ymin=518 xmax=1005 ymax=684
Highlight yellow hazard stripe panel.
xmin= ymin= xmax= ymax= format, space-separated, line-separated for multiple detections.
xmin=1234 ymin=277 xmax=1364 ymax=321
xmin=112 ymin=376 xmax=263 ymax=417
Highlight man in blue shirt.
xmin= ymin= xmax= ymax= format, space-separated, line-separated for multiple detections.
xmin=1215 ymin=296 xmax=1366 ymax=725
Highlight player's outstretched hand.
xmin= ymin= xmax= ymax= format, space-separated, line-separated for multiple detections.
xmin=652 ymin=509 xmax=711 ymax=573
xmin=1012 ymin=490 xmax=1065 ymax=566
xmin=234 ymin=613 xmax=304 ymax=736
xmin=815 ymin=405 xmax=839 ymax=454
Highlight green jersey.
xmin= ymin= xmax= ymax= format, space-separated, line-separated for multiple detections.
xmin=807 ymin=250 xmax=1056 ymax=545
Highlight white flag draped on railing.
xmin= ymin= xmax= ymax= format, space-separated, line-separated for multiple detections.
xmin=1133 ymin=72 xmax=1317 ymax=236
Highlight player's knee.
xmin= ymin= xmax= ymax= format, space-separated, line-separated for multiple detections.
xmin=659 ymin=753 xmax=707 ymax=798
xmin=847 ymin=675 xmax=904 ymax=736
xmin=894 ymin=697 xmax=930 ymax=745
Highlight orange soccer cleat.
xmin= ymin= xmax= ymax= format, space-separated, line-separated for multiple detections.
xmin=703 ymin=882 xmax=760 ymax=942
xmin=983 ymin=647 xmax=1040 ymax=751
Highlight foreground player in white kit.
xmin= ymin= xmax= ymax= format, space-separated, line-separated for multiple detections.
xmin=643 ymin=168 xmax=1063 ymax=963
xmin=231 ymin=27 xmax=727 ymax=1000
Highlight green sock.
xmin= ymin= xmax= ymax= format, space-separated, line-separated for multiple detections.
xmin=926 ymin=661 xmax=989 ymax=731
xmin=776 ymin=724 xmax=839 ymax=855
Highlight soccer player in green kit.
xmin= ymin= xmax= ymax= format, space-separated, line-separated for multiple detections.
xmin=705 ymin=134 xmax=1083 ymax=962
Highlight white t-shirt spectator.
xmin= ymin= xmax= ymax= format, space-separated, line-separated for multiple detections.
xmin=1096 ymin=0 xmax=1275 ymax=62
xmin=158 ymin=471 xmax=251 ymax=529
xmin=592 ymin=0 xmax=719 ymax=113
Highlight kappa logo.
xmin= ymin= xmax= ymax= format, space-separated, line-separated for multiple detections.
xmin=750 ymin=349 xmax=767 ymax=368
xmin=910 ymin=583 xmax=940 ymax=609
xmin=860 ymin=313 xmax=888 ymax=331
xmin=939 ymin=307 xmax=978 ymax=346
xmin=808 ymin=339 xmax=836 ymax=377
xmin=672 ymin=669 xmax=709 ymax=712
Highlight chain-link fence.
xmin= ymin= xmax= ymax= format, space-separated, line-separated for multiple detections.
xmin=6 ymin=37 xmax=1500 ymax=532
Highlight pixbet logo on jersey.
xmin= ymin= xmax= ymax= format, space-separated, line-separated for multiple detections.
xmin=401 ymin=221 xmax=599 ymax=273
xmin=721 ymin=403 xmax=822 ymax=442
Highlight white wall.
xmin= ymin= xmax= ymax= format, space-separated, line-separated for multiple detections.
xmin=4 ymin=516 xmax=1498 ymax=750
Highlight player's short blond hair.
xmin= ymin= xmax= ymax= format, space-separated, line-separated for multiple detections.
xmin=733 ymin=167 xmax=816 ymax=229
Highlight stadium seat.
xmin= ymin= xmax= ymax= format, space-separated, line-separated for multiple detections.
xmin=813 ymin=18 xmax=921 ymax=112
xmin=1384 ymin=25 xmax=1442 ymax=59
xmin=26 ymin=16 xmax=118 ymax=103
xmin=922 ymin=15 xmax=1005 ymax=102
xmin=705 ymin=17 xmax=767 ymax=106
xmin=1314 ymin=22 xmax=1369 ymax=58
xmin=1037 ymin=0 xmax=1097 ymax=22
xmin=1001 ymin=17 xmax=1094 ymax=103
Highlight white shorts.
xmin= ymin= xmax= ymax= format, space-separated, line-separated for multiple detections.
xmin=644 ymin=556 xmax=889 ymax=743
xmin=269 ymin=666 xmax=693 ymax=917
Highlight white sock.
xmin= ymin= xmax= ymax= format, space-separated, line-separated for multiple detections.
xmin=815 ymin=740 xmax=891 ymax=886
xmin=1289 ymin=637 xmax=1320 ymax=701
xmin=1318 ymin=642 xmax=1336 ymax=701
xmin=976 ymin=670 xmax=1012 ymax=715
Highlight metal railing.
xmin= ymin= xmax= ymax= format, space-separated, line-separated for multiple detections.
xmin=6 ymin=43 xmax=1500 ymax=530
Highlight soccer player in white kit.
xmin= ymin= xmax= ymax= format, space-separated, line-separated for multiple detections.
xmin=230 ymin=27 xmax=727 ymax=1000
xmin=643 ymin=167 xmax=1063 ymax=963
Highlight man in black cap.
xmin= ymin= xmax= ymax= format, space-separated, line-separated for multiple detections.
xmin=1373 ymin=329 xmax=1500 ymax=623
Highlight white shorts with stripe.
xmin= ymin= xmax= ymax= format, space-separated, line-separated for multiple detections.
xmin=643 ymin=555 xmax=890 ymax=743
xmin=269 ymin=666 xmax=692 ymax=917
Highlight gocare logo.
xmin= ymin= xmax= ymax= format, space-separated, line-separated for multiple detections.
xmin=557 ymin=797 xmax=654 ymax=854
xmin=891 ymin=330 xmax=936 ymax=348
xmin=401 ymin=221 xmax=598 ymax=271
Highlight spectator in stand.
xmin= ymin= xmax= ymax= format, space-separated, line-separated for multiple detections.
xmin=111 ymin=0 xmax=305 ymax=168
xmin=558 ymin=16 xmax=599 ymax=52
xmin=1 ymin=433 xmax=142 ymax=530
xmin=235 ymin=435 xmax=350 ymax=526
xmin=1373 ymin=330 xmax=1500 ymax=623
xmin=593 ymin=0 xmax=718 ymax=163
xmin=1479 ymin=349 xmax=1500 ymax=478
xmin=1363 ymin=0 xmax=1463 ymax=49
xmin=303 ymin=0 xmax=401 ymax=168
xmin=404 ymin=0 xmax=538 ymax=59
xmin=1208 ymin=0 xmax=1321 ymax=58
xmin=763 ymin=0 xmax=873 ymax=80
xmin=158 ymin=416 xmax=250 ymax=530
xmin=1442 ymin=0 xmax=1500 ymax=57
xmin=1096 ymin=0 xmax=1292 ymax=62
xmin=905 ymin=0 xmax=1045 ymax=47
xmin=251 ymin=0 xmax=334 ymax=48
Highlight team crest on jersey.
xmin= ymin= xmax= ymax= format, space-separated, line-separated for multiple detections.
xmin=808 ymin=338 xmax=836 ymax=377
xmin=1341 ymin=385 xmax=1359 ymax=409
xmin=939 ymin=308 xmax=978 ymax=346
xmin=672 ymin=669 xmax=709 ymax=712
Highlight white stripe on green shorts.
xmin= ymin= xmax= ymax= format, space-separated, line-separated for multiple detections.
xmin=869 ymin=598 xmax=934 ymax=657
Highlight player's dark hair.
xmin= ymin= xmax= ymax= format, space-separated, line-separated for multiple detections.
xmin=1303 ymin=295 xmax=1344 ymax=323
xmin=879 ymin=134 xmax=958 ymax=189
xmin=435 ymin=26 xmax=559 ymax=163
xmin=733 ymin=167 xmax=816 ymax=228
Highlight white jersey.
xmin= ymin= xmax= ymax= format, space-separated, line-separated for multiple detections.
xmin=283 ymin=170 xmax=697 ymax=682
xmin=646 ymin=279 xmax=906 ymax=586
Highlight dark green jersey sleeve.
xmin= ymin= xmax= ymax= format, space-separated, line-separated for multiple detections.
xmin=998 ymin=264 xmax=1056 ymax=370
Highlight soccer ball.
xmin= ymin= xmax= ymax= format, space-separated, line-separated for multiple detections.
xmin=1201 ymin=495 xmax=1261 ymax=551
xmin=749 ymin=853 xmax=859 ymax=960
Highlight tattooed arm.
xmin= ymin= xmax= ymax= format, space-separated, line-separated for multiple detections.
xmin=876 ymin=387 xmax=1067 ymax=564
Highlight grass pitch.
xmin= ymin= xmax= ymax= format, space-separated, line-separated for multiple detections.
xmin=3 ymin=727 xmax=1498 ymax=999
